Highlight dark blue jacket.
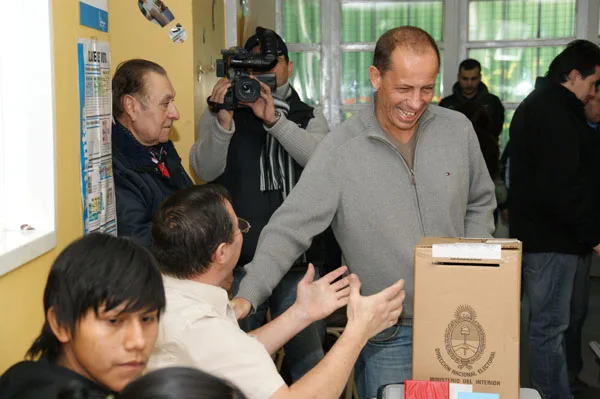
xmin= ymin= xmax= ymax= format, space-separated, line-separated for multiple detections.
xmin=112 ymin=122 xmax=193 ymax=247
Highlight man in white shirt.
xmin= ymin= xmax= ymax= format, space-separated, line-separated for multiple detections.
xmin=147 ymin=184 xmax=406 ymax=399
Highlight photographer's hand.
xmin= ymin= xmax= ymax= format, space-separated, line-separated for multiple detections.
xmin=209 ymin=78 xmax=234 ymax=130
xmin=243 ymin=79 xmax=278 ymax=126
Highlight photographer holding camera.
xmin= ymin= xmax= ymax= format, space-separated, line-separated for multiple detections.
xmin=190 ymin=27 xmax=336 ymax=382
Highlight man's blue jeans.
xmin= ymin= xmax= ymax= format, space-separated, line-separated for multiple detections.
xmin=354 ymin=324 xmax=412 ymax=399
xmin=523 ymin=252 xmax=581 ymax=399
xmin=565 ymin=253 xmax=591 ymax=392
xmin=232 ymin=268 xmax=325 ymax=382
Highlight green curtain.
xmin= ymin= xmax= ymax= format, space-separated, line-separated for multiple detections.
xmin=469 ymin=0 xmax=574 ymax=41
xmin=282 ymin=0 xmax=575 ymax=132
xmin=282 ymin=0 xmax=320 ymax=44
xmin=289 ymin=51 xmax=320 ymax=105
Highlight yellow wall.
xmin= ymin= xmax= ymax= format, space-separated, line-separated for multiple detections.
xmin=0 ymin=0 xmax=225 ymax=373
xmin=0 ymin=1 xmax=109 ymax=373
xmin=109 ymin=0 xmax=195 ymax=172
xmin=246 ymin=0 xmax=276 ymax=39
xmin=193 ymin=0 xmax=225 ymax=138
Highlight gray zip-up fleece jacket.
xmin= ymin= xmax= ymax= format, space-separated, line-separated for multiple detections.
xmin=237 ymin=104 xmax=496 ymax=323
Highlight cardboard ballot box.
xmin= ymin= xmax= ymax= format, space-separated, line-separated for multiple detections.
xmin=412 ymin=237 xmax=522 ymax=398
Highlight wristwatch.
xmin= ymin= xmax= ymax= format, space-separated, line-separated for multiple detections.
xmin=265 ymin=110 xmax=281 ymax=128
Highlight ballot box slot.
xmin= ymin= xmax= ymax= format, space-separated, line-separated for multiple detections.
xmin=432 ymin=261 xmax=500 ymax=267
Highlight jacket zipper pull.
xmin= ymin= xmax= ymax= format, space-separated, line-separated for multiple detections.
xmin=410 ymin=169 xmax=416 ymax=185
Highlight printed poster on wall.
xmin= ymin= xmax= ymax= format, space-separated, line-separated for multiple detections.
xmin=77 ymin=38 xmax=117 ymax=235
xmin=80 ymin=0 xmax=108 ymax=32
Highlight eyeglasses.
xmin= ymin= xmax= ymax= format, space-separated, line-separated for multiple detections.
xmin=237 ymin=217 xmax=251 ymax=234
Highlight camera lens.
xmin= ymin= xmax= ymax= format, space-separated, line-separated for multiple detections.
xmin=234 ymin=77 xmax=260 ymax=103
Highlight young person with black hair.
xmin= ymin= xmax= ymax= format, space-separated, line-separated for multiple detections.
xmin=0 ymin=233 xmax=166 ymax=399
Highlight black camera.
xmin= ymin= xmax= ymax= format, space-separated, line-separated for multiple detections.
xmin=210 ymin=27 xmax=279 ymax=111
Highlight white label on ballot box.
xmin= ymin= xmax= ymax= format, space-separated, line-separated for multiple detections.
xmin=431 ymin=243 xmax=501 ymax=260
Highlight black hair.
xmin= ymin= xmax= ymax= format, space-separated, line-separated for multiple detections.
xmin=118 ymin=367 xmax=247 ymax=399
xmin=152 ymin=184 xmax=234 ymax=279
xmin=26 ymin=233 xmax=166 ymax=362
xmin=112 ymin=59 xmax=167 ymax=118
xmin=244 ymin=26 xmax=290 ymax=63
xmin=459 ymin=59 xmax=481 ymax=74
xmin=546 ymin=40 xmax=600 ymax=83
xmin=373 ymin=26 xmax=440 ymax=73
xmin=56 ymin=367 xmax=246 ymax=399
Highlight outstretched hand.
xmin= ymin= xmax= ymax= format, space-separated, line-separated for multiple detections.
xmin=294 ymin=264 xmax=350 ymax=323
xmin=345 ymin=274 xmax=405 ymax=342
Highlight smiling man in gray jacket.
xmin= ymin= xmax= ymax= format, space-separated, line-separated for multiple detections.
xmin=234 ymin=26 xmax=496 ymax=399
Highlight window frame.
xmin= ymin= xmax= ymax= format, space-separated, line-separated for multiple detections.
xmin=0 ymin=0 xmax=57 ymax=276
xmin=460 ymin=0 xmax=597 ymax=148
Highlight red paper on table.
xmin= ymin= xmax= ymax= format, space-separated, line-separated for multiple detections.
xmin=404 ymin=380 xmax=449 ymax=399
